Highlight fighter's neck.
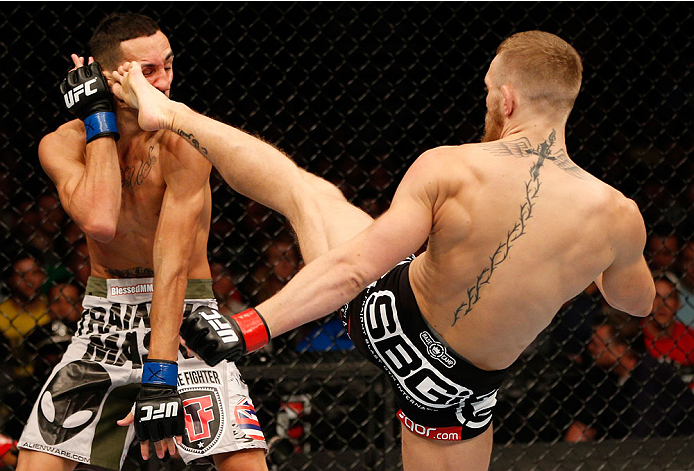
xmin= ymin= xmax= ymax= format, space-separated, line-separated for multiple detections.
xmin=115 ymin=107 xmax=154 ymax=143
xmin=499 ymin=123 xmax=567 ymax=147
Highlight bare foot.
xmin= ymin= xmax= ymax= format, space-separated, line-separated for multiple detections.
xmin=110 ymin=61 xmax=171 ymax=132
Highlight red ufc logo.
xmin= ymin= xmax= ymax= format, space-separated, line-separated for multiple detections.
xmin=183 ymin=395 xmax=215 ymax=441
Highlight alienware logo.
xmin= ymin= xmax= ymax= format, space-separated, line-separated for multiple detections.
xmin=38 ymin=361 xmax=112 ymax=445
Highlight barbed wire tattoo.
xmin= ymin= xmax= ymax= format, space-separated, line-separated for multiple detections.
xmin=452 ymin=130 xmax=563 ymax=325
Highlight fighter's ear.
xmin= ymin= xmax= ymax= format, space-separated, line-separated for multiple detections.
xmin=501 ymin=85 xmax=516 ymax=117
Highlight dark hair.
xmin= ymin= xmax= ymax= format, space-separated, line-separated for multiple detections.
xmin=88 ymin=13 xmax=161 ymax=69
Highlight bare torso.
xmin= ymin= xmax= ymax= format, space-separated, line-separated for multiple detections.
xmin=61 ymin=120 xmax=212 ymax=280
xmin=409 ymin=133 xmax=628 ymax=370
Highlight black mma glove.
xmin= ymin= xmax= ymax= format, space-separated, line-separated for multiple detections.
xmin=180 ymin=307 xmax=270 ymax=367
xmin=134 ymin=360 xmax=185 ymax=443
xmin=60 ymin=61 xmax=119 ymax=143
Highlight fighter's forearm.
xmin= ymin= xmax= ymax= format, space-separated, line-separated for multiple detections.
xmin=256 ymin=244 xmax=369 ymax=337
xmin=69 ymin=138 xmax=122 ymax=241
xmin=148 ymin=198 xmax=202 ymax=361
xmin=148 ymin=273 xmax=187 ymax=361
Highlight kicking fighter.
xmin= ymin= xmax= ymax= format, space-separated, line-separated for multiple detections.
xmin=113 ymin=31 xmax=655 ymax=471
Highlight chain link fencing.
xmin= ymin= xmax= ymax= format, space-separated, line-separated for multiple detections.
xmin=1 ymin=2 xmax=693 ymax=470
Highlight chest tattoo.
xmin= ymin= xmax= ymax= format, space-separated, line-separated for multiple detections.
xmin=453 ymin=130 xmax=573 ymax=325
xmin=121 ymin=146 xmax=158 ymax=189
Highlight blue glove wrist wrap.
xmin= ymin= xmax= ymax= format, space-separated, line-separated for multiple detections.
xmin=142 ymin=360 xmax=178 ymax=387
xmin=84 ymin=111 xmax=119 ymax=143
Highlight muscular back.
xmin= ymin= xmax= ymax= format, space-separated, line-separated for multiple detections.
xmin=408 ymin=131 xmax=644 ymax=370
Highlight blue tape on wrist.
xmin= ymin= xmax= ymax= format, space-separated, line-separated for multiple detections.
xmin=142 ymin=361 xmax=178 ymax=386
xmin=84 ymin=111 xmax=118 ymax=143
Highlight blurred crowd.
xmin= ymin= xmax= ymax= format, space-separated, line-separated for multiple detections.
xmin=1 ymin=161 xmax=693 ymax=466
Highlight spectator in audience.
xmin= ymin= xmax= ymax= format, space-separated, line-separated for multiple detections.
xmin=642 ymin=275 xmax=694 ymax=368
xmin=245 ymin=231 xmax=301 ymax=305
xmin=46 ymin=283 xmax=82 ymax=326
xmin=35 ymin=194 xmax=66 ymax=238
xmin=0 ymin=434 xmax=17 ymax=470
xmin=0 ymin=256 xmax=55 ymax=440
xmin=210 ymin=261 xmax=247 ymax=315
xmin=12 ymin=201 xmax=52 ymax=256
xmin=551 ymin=282 xmax=605 ymax=359
xmin=646 ymin=230 xmax=680 ymax=272
xmin=65 ymin=241 xmax=90 ymax=287
xmin=0 ymin=255 xmax=51 ymax=350
xmin=25 ymin=283 xmax=82 ymax=384
xmin=559 ymin=313 xmax=694 ymax=442
xmin=676 ymin=241 xmax=694 ymax=326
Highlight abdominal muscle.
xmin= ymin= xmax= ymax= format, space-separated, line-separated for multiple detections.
xmin=85 ymin=222 xmax=211 ymax=280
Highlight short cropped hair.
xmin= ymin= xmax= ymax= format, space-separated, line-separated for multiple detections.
xmin=88 ymin=13 xmax=161 ymax=70
xmin=495 ymin=30 xmax=583 ymax=114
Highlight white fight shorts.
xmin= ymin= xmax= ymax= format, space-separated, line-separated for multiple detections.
xmin=18 ymin=277 xmax=266 ymax=469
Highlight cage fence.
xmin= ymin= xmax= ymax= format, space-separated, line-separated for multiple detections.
xmin=0 ymin=2 xmax=693 ymax=470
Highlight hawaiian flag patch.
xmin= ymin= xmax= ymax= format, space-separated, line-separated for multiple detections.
xmin=234 ymin=398 xmax=265 ymax=441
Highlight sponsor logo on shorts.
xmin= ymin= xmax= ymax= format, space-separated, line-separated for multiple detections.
xmin=37 ymin=362 xmax=111 ymax=445
xmin=234 ymin=399 xmax=265 ymax=442
xmin=363 ymin=290 xmax=473 ymax=409
xmin=397 ymin=410 xmax=462 ymax=441
xmin=177 ymin=369 xmax=222 ymax=387
xmin=18 ymin=442 xmax=90 ymax=463
xmin=179 ymin=388 xmax=224 ymax=454
xmin=109 ymin=283 xmax=154 ymax=297
xmin=419 ymin=331 xmax=456 ymax=368
xmin=362 ymin=290 xmax=498 ymax=432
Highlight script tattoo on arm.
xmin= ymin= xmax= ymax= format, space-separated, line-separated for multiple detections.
xmin=177 ymin=129 xmax=208 ymax=155
xmin=106 ymin=267 xmax=155 ymax=278
xmin=453 ymin=129 xmax=582 ymax=325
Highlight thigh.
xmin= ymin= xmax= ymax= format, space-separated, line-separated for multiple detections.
xmin=293 ymin=171 xmax=374 ymax=264
xmin=400 ymin=424 xmax=493 ymax=471
xmin=213 ymin=448 xmax=267 ymax=471
xmin=16 ymin=449 xmax=77 ymax=471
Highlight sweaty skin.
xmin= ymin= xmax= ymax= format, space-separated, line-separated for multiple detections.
xmin=111 ymin=57 xmax=655 ymax=471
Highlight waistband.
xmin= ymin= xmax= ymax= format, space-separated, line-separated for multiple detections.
xmin=86 ymin=276 xmax=214 ymax=299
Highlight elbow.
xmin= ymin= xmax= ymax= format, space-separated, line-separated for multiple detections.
xmin=632 ymin=284 xmax=656 ymax=318
xmin=613 ymin=286 xmax=656 ymax=318
xmin=341 ymin=257 xmax=379 ymax=300
xmin=81 ymin=219 xmax=117 ymax=243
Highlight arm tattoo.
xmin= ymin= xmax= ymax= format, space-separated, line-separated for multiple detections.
xmin=177 ymin=129 xmax=208 ymax=155
xmin=122 ymin=146 xmax=157 ymax=189
xmin=106 ymin=267 xmax=155 ymax=278
xmin=453 ymin=130 xmax=571 ymax=325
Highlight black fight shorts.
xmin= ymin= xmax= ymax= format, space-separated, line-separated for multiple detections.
xmin=341 ymin=257 xmax=507 ymax=441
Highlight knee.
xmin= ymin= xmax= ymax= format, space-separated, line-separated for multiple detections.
xmin=301 ymin=171 xmax=346 ymax=203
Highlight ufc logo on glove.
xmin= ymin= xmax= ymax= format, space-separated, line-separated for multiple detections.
xmin=199 ymin=309 xmax=240 ymax=343
xmin=133 ymin=360 xmax=185 ymax=441
xmin=139 ymin=402 xmax=179 ymax=422
xmin=63 ymin=78 xmax=98 ymax=108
